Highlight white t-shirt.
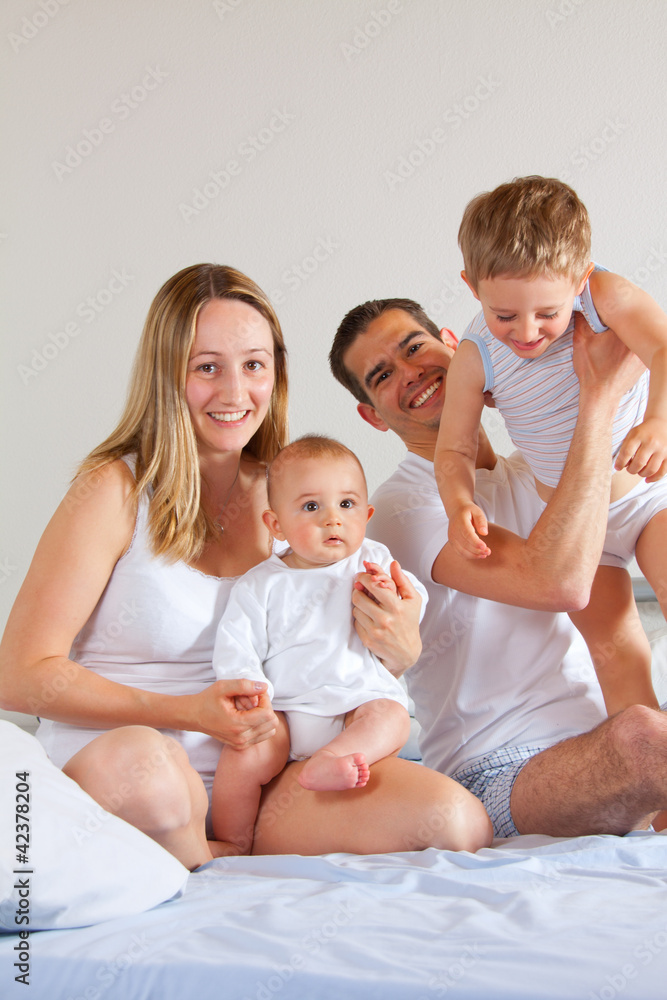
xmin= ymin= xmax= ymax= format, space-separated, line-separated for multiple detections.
xmin=368 ymin=451 xmax=606 ymax=776
xmin=211 ymin=539 xmax=423 ymax=716
xmin=36 ymin=488 xmax=235 ymax=782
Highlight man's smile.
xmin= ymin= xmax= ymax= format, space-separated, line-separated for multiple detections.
xmin=410 ymin=376 xmax=443 ymax=408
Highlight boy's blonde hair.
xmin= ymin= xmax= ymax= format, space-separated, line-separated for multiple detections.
xmin=458 ymin=176 xmax=592 ymax=289
xmin=267 ymin=435 xmax=367 ymax=508
xmin=76 ymin=263 xmax=289 ymax=563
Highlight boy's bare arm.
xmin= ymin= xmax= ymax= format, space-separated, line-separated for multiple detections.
xmin=435 ymin=342 xmax=490 ymax=557
xmin=432 ymin=318 xmax=646 ymax=610
xmin=590 ymin=269 xmax=667 ymax=481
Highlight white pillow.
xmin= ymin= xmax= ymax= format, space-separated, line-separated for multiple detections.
xmin=0 ymin=721 xmax=188 ymax=931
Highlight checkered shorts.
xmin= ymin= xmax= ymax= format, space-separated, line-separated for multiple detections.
xmin=451 ymin=744 xmax=549 ymax=839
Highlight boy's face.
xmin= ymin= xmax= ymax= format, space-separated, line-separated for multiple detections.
xmin=467 ymin=271 xmax=589 ymax=360
xmin=263 ymin=455 xmax=373 ymax=570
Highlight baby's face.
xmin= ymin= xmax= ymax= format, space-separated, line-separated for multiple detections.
xmin=473 ymin=272 xmax=584 ymax=359
xmin=267 ymin=455 xmax=373 ymax=569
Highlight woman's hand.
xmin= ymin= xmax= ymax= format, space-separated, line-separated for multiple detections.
xmin=188 ymin=679 xmax=279 ymax=749
xmin=352 ymin=560 xmax=423 ymax=678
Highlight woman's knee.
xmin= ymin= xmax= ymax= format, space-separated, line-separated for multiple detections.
xmin=410 ymin=777 xmax=493 ymax=853
xmin=438 ymin=785 xmax=493 ymax=852
xmin=63 ymin=726 xmax=204 ymax=834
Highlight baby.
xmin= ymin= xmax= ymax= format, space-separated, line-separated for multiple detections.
xmin=210 ymin=435 xmax=427 ymax=855
xmin=436 ymin=175 xmax=667 ymax=716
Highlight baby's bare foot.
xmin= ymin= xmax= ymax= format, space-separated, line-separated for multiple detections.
xmin=298 ymin=751 xmax=370 ymax=791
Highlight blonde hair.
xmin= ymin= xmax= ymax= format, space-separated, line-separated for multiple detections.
xmin=77 ymin=264 xmax=288 ymax=562
xmin=266 ymin=435 xmax=366 ymax=508
xmin=458 ymin=176 xmax=592 ymax=289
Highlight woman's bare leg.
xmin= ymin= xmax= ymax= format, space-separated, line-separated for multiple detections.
xmin=63 ymin=725 xmax=211 ymax=871
xmin=254 ymin=756 xmax=492 ymax=855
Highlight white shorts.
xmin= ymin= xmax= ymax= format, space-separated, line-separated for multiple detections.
xmin=600 ymin=475 xmax=667 ymax=568
xmin=286 ymin=710 xmax=346 ymax=761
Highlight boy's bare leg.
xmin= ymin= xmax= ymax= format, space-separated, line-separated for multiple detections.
xmin=297 ymin=699 xmax=411 ymax=791
xmin=635 ymin=509 xmax=667 ymax=829
xmin=516 ymin=505 xmax=667 ymax=839
xmin=211 ymin=714 xmax=290 ymax=856
xmin=569 ymin=565 xmax=658 ymax=715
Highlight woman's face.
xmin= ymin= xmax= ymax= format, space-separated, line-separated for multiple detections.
xmin=186 ymin=298 xmax=275 ymax=458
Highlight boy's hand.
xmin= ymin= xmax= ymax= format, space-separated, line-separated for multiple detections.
xmin=615 ymin=416 xmax=667 ymax=481
xmin=448 ymin=503 xmax=491 ymax=559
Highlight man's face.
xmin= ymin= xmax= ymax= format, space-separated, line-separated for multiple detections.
xmin=342 ymin=309 xmax=458 ymax=455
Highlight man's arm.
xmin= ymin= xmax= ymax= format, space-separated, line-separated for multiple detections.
xmin=432 ymin=315 xmax=646 ymax=611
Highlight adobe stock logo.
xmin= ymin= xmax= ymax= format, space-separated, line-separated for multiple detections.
xmin=51 ymin=67 xmax=169 ymax=180
xmin=179 ymin=109 xmax=296 ymax=222
xmin=17 ymin=268 xmax=135 ymax=384
xmin=384 ymin=76 xmax=501 ymax=190
xmin=340 ymin=2 xmax=404 ymax=61
xmin=8 ymin=0 xmax=72 ymax=54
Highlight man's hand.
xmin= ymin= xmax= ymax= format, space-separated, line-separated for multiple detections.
xmin=352 ymin=560 xmax=422 ymax=677
xmin=572 ymin=311 xmax=646 ymax=401
xmin=355 ymin=560 xmax=398 ymax=602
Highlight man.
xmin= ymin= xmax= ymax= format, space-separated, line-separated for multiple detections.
xmin=330 ymin=298 xmax=667 ymax=838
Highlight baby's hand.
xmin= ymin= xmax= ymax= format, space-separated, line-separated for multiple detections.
xmin=362 ymin=560 xmax=398 ymax=592
xmin=354 ymin=561 xmax=398 ymax=605
xmin=615 ymin=417 xmax=667 ymax=482
xmin=234 ymin=694 xmax=261 ymax=711
xmin=448 ymin=503 xmax=491 ymax=559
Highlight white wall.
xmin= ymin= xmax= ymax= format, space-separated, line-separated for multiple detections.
xmin=3 ymin=0 xmax=667 ymax=632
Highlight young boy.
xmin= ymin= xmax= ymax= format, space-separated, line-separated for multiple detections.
xmin=435 ymin=175 xmax=667 ymax=716
xmin=210 ymin=435 xmax=427 ymax=855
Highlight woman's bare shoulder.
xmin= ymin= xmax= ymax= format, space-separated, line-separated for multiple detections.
xmin=67 ymin=457 xmax=137 ymax=505
xmin=56 ymin=458 xmax=138 ymax=549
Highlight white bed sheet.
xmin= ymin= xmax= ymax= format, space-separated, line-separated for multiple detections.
xmin=2 ymin=830 xmax=667 ymax=1000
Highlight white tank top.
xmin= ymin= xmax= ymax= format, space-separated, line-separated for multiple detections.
xmin=36 ymin=473 xmax=237 ymax=782
xmin=460 ymin=265 xmax=649 ymax=487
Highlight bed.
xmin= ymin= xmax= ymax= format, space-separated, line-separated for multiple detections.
xmin=3 ymin=721 xmax=667 ymax=1000
xmin=2 ymin=597 xmax=667 ymax=1000
xmin=4 ymin=836 xmax=667 ymax=1000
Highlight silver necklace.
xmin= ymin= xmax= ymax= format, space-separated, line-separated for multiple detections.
xmin=215 ymin=464 xmax=240 ymax=533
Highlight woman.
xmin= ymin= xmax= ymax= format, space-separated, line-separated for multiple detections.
xmin=0 ymin=264 xmax=491 ymax=868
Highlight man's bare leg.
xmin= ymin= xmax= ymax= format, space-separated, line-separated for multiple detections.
xmin=511 ymin=704 xmax=667 ymax=836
